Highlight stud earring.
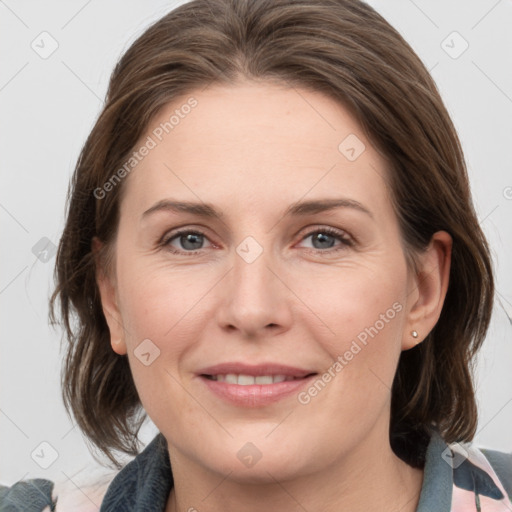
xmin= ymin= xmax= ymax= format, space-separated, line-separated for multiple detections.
xmin=411 ymin=330 xmax=419 ymax=339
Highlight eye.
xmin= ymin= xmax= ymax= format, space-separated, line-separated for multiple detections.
xmin=161 ymin=229 xmax=213 ymax=254
xmin=297 ymin=226 xmax=354 ymax=253
xmin=160 ymin=226 xmax=354 ymax=256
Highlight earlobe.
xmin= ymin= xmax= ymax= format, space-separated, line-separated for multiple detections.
xmin=402 ymin=231 xmax=452 ymax=351
xmin=110 ymin=337 xmax=127 ymax=355
xmin=92 ymin=236 xmax=128 ymax=356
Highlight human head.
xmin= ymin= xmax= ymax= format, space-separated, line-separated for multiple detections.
xmin=50 ymin=0 xmax=494 ymax=469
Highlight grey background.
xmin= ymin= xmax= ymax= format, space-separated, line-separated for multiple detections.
xmin=1 ymin=0 xmax=511 ymax=503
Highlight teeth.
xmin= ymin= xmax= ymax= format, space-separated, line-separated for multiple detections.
xmin=225 ymin=374 xmax=238 ymax=384
xmin=210 ymin=374 xmax=294 ymax=385
xmin=256 ymin=375 xmax=277 ymax=384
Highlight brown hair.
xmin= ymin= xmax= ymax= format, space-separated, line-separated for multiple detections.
xmin=49 ymin=0 xmax=494 ymax=469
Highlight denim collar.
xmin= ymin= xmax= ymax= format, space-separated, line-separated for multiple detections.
xmin=416 ymin=429 xmax=452 ymax=511
xmin=100 ymin=434 xmax=173 ymax=511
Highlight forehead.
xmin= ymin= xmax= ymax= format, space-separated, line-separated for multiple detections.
xmin=121 ymin=81 xmax=392 ymax=218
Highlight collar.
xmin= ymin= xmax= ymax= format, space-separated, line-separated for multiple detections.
xmin=100 ymin=434 xmax=173 ymax=511
xmin=416 ymin=428 xmax=453 ymax=511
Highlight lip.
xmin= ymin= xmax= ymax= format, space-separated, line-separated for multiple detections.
xmin=196 ymin=362 xmax=315 ymax=378
xmin=196 ymin=362 xmax=317 ymax=408
xmin=198 ymin=374 xmax=317 ymax=407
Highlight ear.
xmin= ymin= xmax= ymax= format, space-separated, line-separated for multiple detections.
xmin=91 ymin=236 xmax=127 ymax=355
xmin=402 ymin=230 xmax=452 ymax=351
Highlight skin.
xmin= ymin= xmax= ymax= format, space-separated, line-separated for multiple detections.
xmin=95 ymin=81 xmax=452 ymax=512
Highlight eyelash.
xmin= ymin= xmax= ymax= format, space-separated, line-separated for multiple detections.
xmin=160 ymin=226 xmax=354 ymax=256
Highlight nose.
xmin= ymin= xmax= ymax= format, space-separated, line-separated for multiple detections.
xmin=215 ymin=240 xmax=293 ymax=338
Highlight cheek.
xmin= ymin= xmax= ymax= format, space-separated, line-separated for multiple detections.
xmin=115 ymin=263 xmax=204 ymax=418
xmin=305 ymin=264 xmax=406 ymax=347
xmin=116 ymin=255 xmax=210 ymax=342
xmin=114 ymin=259 xmax=218 ymax=412
xmin=302 ymin=265 xmax=407 ymax=415
xmin=294 ymin=273 xmax=405 ymax=437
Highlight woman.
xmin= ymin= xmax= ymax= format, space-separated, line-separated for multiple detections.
xmin=6 ymin=0 xmax=510 ymax=510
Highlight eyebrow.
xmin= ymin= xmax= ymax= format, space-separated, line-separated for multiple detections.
xmin=142 ymin=198 xmax=373 ymax=220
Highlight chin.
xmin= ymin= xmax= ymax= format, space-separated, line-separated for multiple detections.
xmin=221 ymin=457 xmax=306 ymax=485
xmin=208 ymin=437 xmax=311 ymax=482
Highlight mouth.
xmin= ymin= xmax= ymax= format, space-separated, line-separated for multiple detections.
xmin=195 ymin=362 xmax=319 ymax=406
xmin=197 ymin=368 xmax=319 ymax=407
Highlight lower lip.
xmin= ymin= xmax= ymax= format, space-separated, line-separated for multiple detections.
xmin=198 ymin=374 xmax=317 ymax=407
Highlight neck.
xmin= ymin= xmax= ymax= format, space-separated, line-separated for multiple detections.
xmin=165 ymin=423 xmax=424 ymax=512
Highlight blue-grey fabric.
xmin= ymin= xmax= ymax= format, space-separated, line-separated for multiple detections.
xmin=100 ymin=434 xmax=173 ymax=511
xmin=481 ymin=448 xmax=512 ymax=499
xmin=415 ymin=428 xmax=453 ymax=511
xmin=0 ymin=479 xmax=56 ymax=512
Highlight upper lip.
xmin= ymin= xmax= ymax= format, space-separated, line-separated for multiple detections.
xmin=197 ymin=362 xmax=317 ymax=378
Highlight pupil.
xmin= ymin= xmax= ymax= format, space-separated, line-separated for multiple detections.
xmin=181 ymin=233 xmax=203 ymax=250
xmin=313 ymin=232 xmax=334 ymax=249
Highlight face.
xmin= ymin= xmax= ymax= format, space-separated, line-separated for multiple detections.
xmin=96 ymin=81 xmax=449 ymax=482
